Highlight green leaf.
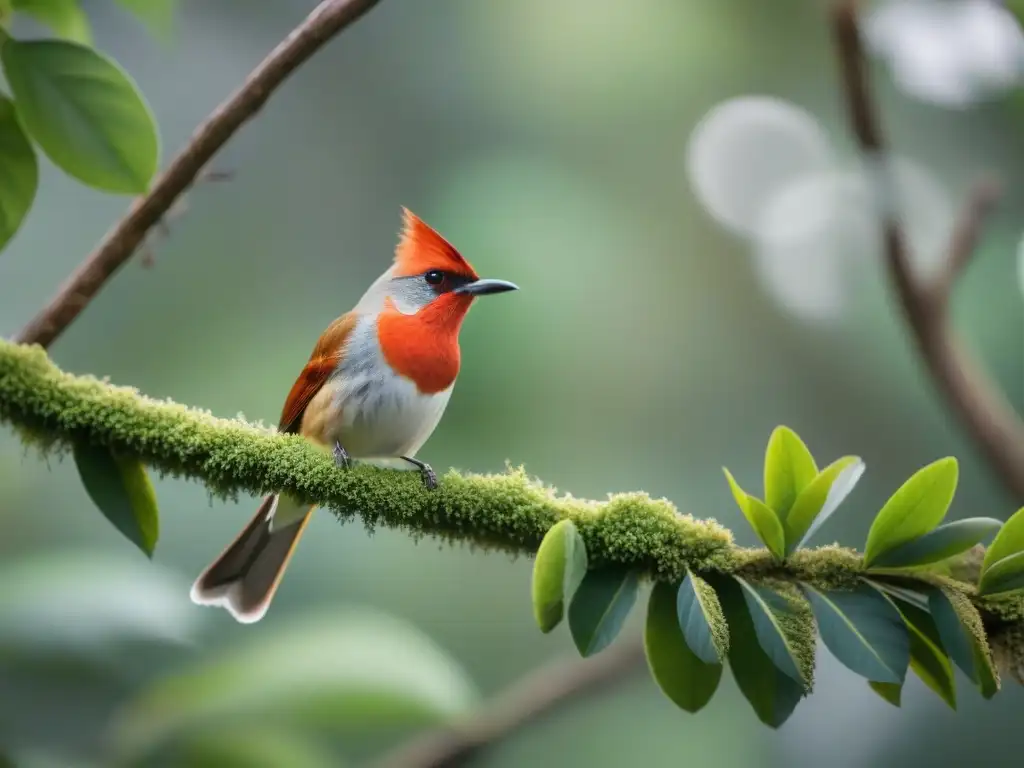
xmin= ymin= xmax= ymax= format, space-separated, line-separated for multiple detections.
xmin=676 ymin=571 xmax=728 ymax=664
xmin=531 ymin=519 xmax=588 ymax=633
xmin=978 ymin=551 xmax=1024 ymax=595
xmin=723 ymin=468 xmax=785 ymax=560
xmin=713 ymin=576 xmax=805 ymax=728
xmin=802 ymin=583 xmax=908 ymax=684
xmin=870 ymin=517 xmax=1002 ymax=569
xmin=795 ymin=457 xmax=866 ymax=549
xmin=109 ymin=610 xmax=477 ymax=763
xmin=115 ymin=0 xmax=175 ymax=39
xmin=868 ymin=680 xmax=902 ymax=707
xmin=12 ymin=0 xmax=91 ymax=43
xmin=72 ymin=440 xmax=159 ymax=557
xmin=784 ymin=456 xmax=863 ymax=554
xmin=644 ymin=581 xmax=721 ymax=713
xmin=0 ymin=549 xmax=200 ymax=653
xmin=863 ymin=457 xmax=959 ymax=568
xmin=1 ymin=38 xmax=160 ymax=193
xmin=179 ymin=727 xmax=341 ymax=768
xmin=568 ymin=567 xmax=639 ymax=657
xmin=886 ymin=593 xmax=957 ymax=709
xmin=735 ymin=577 xmax=809 ymax=686
xmin=0 ymin=93 xmax=37 ymax=252
xmin=927 ymin=588 xmax=997 ymax=693
xmin=981 ymin=506 xmax=1024 ymax=577
xmin=763 ymin=426 xmax=818 ymax=517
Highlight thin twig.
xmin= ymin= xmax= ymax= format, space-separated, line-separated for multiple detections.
xmin=372 ymin=638 xmax=646 ymax=768
xmin=931 ymin=178 xmax=1001 ymax=307
xmin=13 ymin=0 xmax=382 ymax=348
xmin=832 ymin=0 xmax=1024 ymax=501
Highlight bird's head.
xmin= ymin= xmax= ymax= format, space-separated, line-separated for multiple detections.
xmin=358 ymin=208 xmax=518 ymax=331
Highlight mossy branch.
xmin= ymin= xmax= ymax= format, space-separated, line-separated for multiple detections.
xmin=3 ymin=339 xmax=1024 ymax=641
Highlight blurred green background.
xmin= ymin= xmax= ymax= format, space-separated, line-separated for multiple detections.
xmin=1 ymin=0 xmax=1023 ymax=766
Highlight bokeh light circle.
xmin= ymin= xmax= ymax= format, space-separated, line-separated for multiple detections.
xmin=686 ymin=96 xmax=835 ymax=237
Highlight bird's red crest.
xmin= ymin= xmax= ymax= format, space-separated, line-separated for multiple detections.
xmin=393 ymin=208 xmax=478 ymax=280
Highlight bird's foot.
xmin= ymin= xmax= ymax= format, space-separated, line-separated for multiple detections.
xmin=401 ymin=456 xmax=438 ymax=490
xmin=333 ymin=441 xmax=352 ymax=470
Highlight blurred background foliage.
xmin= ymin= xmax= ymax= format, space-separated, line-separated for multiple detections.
xmin=0 ymin=0 xmax=1023 ymax=766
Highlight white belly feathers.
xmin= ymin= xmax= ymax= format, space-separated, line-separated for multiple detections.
xmin=317 ymin=314 xmax=452 ymax=459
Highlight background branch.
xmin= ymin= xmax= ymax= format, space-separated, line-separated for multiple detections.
xmin=831 ymin=0 xmax=1024 ymax=502
xmin=373 ymin=638 xmax=646 ymax=768
xmin=12 ymin=0 xmax=382 ymax=349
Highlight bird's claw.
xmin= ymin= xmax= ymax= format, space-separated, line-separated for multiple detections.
xmin=333 ymin=442 xmax=351 ymax=470
xmin=419 ymin=464 xmax=438 ymax=491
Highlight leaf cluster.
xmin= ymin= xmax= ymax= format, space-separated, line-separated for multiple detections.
xmin=532 ymin=428 xmax=1024 ymax=726
xmin=0 ymin=0 xmax=174 ymax=554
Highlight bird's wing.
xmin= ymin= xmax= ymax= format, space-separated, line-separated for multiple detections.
xmin=278 ymin=313 xmax=358 ymax=435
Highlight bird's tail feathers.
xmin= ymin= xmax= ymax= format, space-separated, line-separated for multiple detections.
xmin=190 ymin=494 xmax=314 ymax=624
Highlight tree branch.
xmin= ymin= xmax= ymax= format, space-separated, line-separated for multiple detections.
xmin=2 ymin=339 xmax=1022 ymax=661
xmin=12 ymin=0 xmax=382 ymax=349
xmin=831 ymin=0 xmax=1024 ymax=502
xmin=373 ymin=637 xmax=646 ymax=768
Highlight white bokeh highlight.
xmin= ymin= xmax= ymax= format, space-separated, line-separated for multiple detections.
xmin=685 ymin=96 xmax=835 ymax=236
xmin=686 ymin=95 xmax=955 ymax=322
xmin=864 ymin=0 xmax=1024 ymax=107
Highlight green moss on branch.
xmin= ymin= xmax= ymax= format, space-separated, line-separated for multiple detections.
xmin=2 ymin=338 xmax=1024 ymax=672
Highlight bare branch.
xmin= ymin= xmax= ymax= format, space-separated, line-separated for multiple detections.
xmin=831 ymin=0 xmax=1024 ymax=502
xmin=931 ymin=178 xmax=1001 ymax=308
xmin=13 ymin=0 xmax=382 ymax=348
xmin=372 ymin=638 xmax=646 ymax=768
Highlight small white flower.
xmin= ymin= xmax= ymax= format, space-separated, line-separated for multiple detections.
xmin=864 ymin=0 xmax=1024 ymax=107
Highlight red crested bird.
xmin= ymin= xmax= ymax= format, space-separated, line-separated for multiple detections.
xmin=190 ymin=209 xmax=518 ymax=623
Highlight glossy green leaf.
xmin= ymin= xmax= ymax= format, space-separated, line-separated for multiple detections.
xmin=871 ymin=517 xmax=1002 ymax=569
xmin=981 ymin=506 xmax=1024 ymax=576
xmin=888 ymin=594 xmax=957 ymax=709
xmin=868 ymin=680 xmax=901 ymax=707
xmin=676 ymin=571 xmax=728 ymax=664
xmin=115 ymin=0 xmax=175 ymax=39
xmin=644 ymin=581 xmax=721 ymax=713
xmin=978 ymin=551 xmax=1024 ymax=595
xmin=796 ymin=457 xmax=866 ymax=549
xmin=0 ymin=94 xmax=37 ymax=252
xmin=110 ymin=610 xmax=477 ymax=763
xmin=568 ymin=567 xmax=639 ymax=657
xmin=927 ymin=588 xmax=997 ymax=694
xmin=785 ymin=456 xmax=863 ymax=554
xmin=72 ymin=441 xmax=159 ymax=557
xmin=866 ymin=577 xmax=930 ymax=611
xmin=531 ymin=519 xmax=588 ymax=632
xmin=723 ymin=468 xmax=785 ymax=560
xmin=863 ymin=457 xmax=959 ymax=568
xmin=802 ymin=583 xmax=908 ymax=684
xmin=1 ymin=38 xmax=159 ymax=193
xmin=763 ymin=426 xmax=818 ymax=517
xmin=12 ymin=0 xmax=91 ymax=43
xmin=714 ymin=576 xmax=805 ymax=728
xmin=735 ymin=577 xmax=808 ymax=686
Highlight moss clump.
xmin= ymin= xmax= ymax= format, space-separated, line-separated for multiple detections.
xmin=764 ymin=579 xmax=817 ymax=692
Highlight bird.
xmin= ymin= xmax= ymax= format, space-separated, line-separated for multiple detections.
xmin=189 ymin=208 xmax=518 ymax=623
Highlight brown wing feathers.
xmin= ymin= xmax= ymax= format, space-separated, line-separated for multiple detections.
xmin=277 ymin=314 xmax=357 ymax=435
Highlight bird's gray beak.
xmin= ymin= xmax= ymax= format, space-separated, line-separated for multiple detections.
xmin=454 ymin=278 xmax=519 ymax=296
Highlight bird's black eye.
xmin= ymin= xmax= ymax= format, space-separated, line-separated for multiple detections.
xmin=424 ymin=270 xmax=445 ymax=286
